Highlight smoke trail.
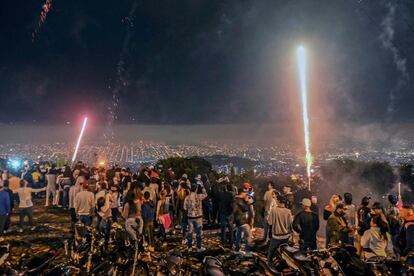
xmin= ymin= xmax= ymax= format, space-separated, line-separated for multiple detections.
xmin=32 ymin=0 xmax=53 ymax=42
xmin=379 ymin=1 xmax=409 ymax=117
xmin=104 ymin=0 xmax=139 ymax=144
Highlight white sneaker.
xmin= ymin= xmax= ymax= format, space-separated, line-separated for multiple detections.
xmin=197 ymin=247 xmax=206 ymax=253
xmin=18 ymin=228 xmax=24 ymax=233
xmin=30 ymin=226 xmax=36 ymax=231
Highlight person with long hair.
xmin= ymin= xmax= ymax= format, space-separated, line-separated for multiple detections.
xmin=122 ymin=190 xmax=142 ymax=241
xmin=361 ymin=215 xmax=393 ymax=259
xmin=324 ymin=194 xmax=341 ymax=245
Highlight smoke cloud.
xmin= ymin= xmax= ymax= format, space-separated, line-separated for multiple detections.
xmin=379 ymin=1 xmax=409 ymax=118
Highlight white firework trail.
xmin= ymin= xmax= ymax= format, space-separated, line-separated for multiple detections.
xmin=105 ymin=0 xmax=139 ymax=144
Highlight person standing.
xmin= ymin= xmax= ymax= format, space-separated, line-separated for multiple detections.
xmin=0 ymin=182 xmax=11 ymax=241
xmin=14 ymin=180 xmax=46 ymax=232
xmin=122 ymin=190 xmax=143 ymax=241
xmin=386 ymin=195 xmax=401 ymax=254
xmin=357 ymin=196 xmax=372 ymax=254
xmin=69 ymin=176 xmax=82 ymax=229
xmin=293 ymin=198 xmax=319 ymax=251
xmin=109 ymin=185 xmax=120 ymax=223
xmin=2 ymin=182 xmax=14 ymax=234
xmin=142 ymin=191 xmax=155 ymax=251
xmin=263 ymin=181 xmax=276 ymax=242
xmin=327 ymin=204 xmax=353 ymax=245
xmin=184 ymin=183 xmax=207 ymax=252
xmin=234 ymin=190 xmax=252 ymax=254
xmin=343 ymin=193 xmax=357 ymax=245
xmin=74 ymin=181 xmax=95 ymax=226
xmin=217 ymin=183 xmax=234 ymax=245
xmin=156 ymin=190 xmax=170 ymax=242
xmin=267 ymin=195 xmax=293 ymax=265
xmin=45 ymin=165 xmax=58 ymax=207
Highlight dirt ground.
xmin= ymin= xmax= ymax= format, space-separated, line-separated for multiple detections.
xmin=2 ymin=199 xmax=326 ymax=273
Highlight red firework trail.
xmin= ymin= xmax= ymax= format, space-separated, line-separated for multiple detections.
xmin=32 ymin=0 xmax=53 ymax=42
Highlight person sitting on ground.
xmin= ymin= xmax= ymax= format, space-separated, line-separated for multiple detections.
xmin=361 ymin=215 xmax=393 ymax=260
xmin=293 ymin=198 xmax=319 ymax=251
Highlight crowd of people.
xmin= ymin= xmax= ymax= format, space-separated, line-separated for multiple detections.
xmin=0 ymin=160 xmax=413 ymax=269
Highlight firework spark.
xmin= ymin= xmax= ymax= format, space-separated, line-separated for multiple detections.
xmin=32 ymin=0 xmax=53 ymax=42
xmin=296 ymin=45 xmax=313 ymax=190
xmin=72 ymin=117 xmax=88 ymax=165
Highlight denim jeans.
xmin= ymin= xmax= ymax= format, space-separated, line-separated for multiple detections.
xmin=235 ymin=224 xmax=250 ymax=251
xmin=187 ymin=218 xmax=203 ymax=249
xmin=96 ymin=216 xmax=112 ymax=244
xmin=19 ymin=207 xmax=33 ymax=227
xmin=268 ymin=238 xmax=289 ymax=263
xmin=62 ymin=187 xmax=70 ymax=208
xmin=79 ymin=215 xmax=92 ymax=226
xmin=220 ymin=213 xmax=234 ymax=245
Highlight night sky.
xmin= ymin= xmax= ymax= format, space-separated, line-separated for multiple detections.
xmin=0 ymin=0 xmax=413 ymax=125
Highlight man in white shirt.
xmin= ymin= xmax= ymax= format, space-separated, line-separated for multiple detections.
xmin=45 ymin=165 xmax=58 ymax=207
xmin=14 ymin=179 xmax=46 ymax=232
xmin=74 ymin=181 xmax=95 ymax=226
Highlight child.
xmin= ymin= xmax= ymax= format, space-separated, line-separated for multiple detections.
xmin=142 ymin=191 xmax=155 ymax=251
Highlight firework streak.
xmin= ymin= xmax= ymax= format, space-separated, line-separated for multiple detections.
xmin=297 ymin=46 xmax=313 ymax=190
xmin=72 ymin=117 xmax=88 ymax=164
xmin=32 ymin=0 xmax=53 ymax=42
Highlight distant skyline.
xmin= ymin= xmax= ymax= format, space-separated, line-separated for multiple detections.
xmin=0 ymin=123 xmax=413 ymax=149
xmin=1 ymin=0 xmax=413 ymax=124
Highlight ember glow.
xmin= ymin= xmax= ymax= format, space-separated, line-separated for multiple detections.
xmin=32 ymin=0 xmax=53 ymax=42
xmin=296 ymin=45 xmax=313 ymax=190
xmin=71 ymin=117 xmax=88 ymax=164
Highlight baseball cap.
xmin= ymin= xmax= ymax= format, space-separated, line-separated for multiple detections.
xmin=301 ymin=198 xmax=312 ymax=207
xmin=243 ymin=182 xmax=252 ymax=190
